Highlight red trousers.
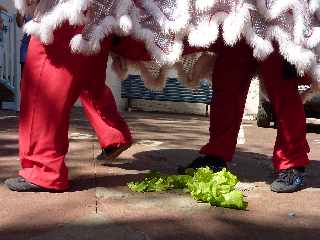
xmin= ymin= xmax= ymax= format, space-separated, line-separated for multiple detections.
xmin=19 ymin=25 xmax=132 ymax=190
xmin=200 ymin=41 xmax=310 ymax=170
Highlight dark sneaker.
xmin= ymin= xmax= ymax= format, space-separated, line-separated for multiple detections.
xmin=177 ymin=155 xmax=227 ymax=174
xmin=96 ymin=143 xmax=132 ymax=162
xmin=5 ymin=176 xmax=51 ymax=192
xmin=271 ymin=167 xmax=305 ymax=193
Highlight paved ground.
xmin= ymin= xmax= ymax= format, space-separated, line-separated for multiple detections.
xmin=0 ymin=108 xmax=319 ymax=240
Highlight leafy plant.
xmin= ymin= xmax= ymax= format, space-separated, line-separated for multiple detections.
xmin=128 ymin=167 xmax=246 ymax=210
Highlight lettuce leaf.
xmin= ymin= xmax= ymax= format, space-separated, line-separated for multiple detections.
xmin=128 ymin=171 xmax=192 ymax=192
xmin=128 ymin=167 xmax=247 ymax=210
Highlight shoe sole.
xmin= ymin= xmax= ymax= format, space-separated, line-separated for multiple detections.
xmin=270 ymin=184 xmax=304 ymax=193
xmin=96 ymin=144 xmax=132 ymax=162
xmin=5 ymin=179 xmax=67 ymax=193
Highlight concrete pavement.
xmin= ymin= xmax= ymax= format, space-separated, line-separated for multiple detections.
xmin=0 ymin=108 xmax=319 ymax=240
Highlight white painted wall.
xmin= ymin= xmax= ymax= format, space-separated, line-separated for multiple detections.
xmin=105 ymin=59 xmax=127 ymax=110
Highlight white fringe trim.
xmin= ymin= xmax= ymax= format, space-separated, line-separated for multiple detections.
xmin=244 ymin=24 xmax=274 ymax=60
xmin=23 ymin=0 xmax=89 ymax=44
xmin=268 ymin=26 xmax=316 ymax=73
xmin=14 ymin=0 xmax=36 ymax=16
xmin=194 ymin=0 xmax=218 ymax=12
xmin=309 ymin=0 xmax=320 ymax=14
xmin=222 ymin=7 xmax=249 ymax=46
xmin=15 ymin=0 xmax=320 ymax=82
xmin=141 ymin=0 xmax=190 ymax=34
xmin=188 ymin=16 xmax=220 ymax=48
xmin=70 ymin=16 xmax=117 ymax=54
xmin=305 ymin=27 xmax=320 ymax=49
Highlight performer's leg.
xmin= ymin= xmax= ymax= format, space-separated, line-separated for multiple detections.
xmin=259 ymin=53 xmax=310 ymax=170
xmin=79 ymin=38 xmax=132 ymax=156
xmin=5 ymin=24 xmax=97 ymax=191
xmin=179 ymin=41 xmax=256 ymax=173
xmin=80 ymin=88 xmax=132 ymax=149
xmin=200 ymin=41 xmax=256 ymax=161
xmin=259 ymin=52 xmax=309 ymax=192
xmin=14 ymin=35 xmax=82 ymax=191
xmin=81 ymin=36 xmax=154 ymax=161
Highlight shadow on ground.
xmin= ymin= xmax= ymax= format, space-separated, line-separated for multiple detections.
xmin=1 ymin=212 xmax=319 ymax=240
xmin=103 ymin=148 xmax=320 ymax=189
xmin=0 ymin=138 xmax=18 ymax=158
xmin=69 ymin=172 xmax=148 ymax=192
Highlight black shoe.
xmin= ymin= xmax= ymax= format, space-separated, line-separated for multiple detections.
xmin=177 ymin=155 xmax=227 ymax=174
xmin=5 ymin=176 xmax=51 ymax=192
xmin=271 ymin=167 xmax=305 ymax=193
xmin=96 ymin=143 xmax=132 ymax=162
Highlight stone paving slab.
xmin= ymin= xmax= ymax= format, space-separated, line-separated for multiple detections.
xmin=0 ymin=109 xmax=319 ymax=240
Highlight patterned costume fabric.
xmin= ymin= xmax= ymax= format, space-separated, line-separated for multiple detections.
xmin=308 ymin=0 xmax=320 ymax=95
xmin=14 ymin=0 xmax=320 ymax=91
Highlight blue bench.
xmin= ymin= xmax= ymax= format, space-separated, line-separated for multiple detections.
xmin=121 ymin=75 xmax=212 ymax=105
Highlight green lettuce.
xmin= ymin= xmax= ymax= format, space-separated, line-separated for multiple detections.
xmin=128 ymin=167 xmax=247 ymax=210
xmin=128 ymin=171 xmax=192 ymax=192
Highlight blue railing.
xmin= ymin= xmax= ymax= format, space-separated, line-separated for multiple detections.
xmin=0 ymin=11 xmax=20 ymax=111
xmin=122 ymin=75 xmax=212 ymax=104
